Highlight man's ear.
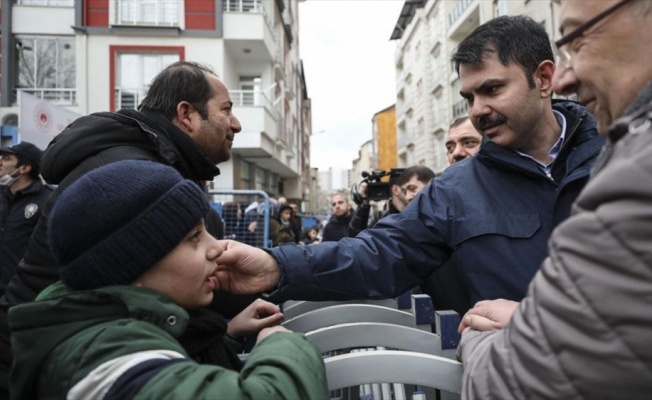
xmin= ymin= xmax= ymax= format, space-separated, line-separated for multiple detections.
xmin=174 ymin=101 xmax=196 ymax=133
xmin=18 ymin=164 xmax=31 ymax=175
xmin=534 ymin=60 xmax=555 ymax=99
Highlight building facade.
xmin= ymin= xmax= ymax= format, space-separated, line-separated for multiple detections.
xmin=351 ymin=138 xmax=373 ymax=190
xmin=0 ymin=0 xmax=311 ymax=202
xmin=371 ymin=104 xmax=397 ymax=173
xmin=390 ymin=0 xmax=561 ymax=173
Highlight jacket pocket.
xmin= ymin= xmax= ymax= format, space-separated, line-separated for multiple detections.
xmin=451 ymin=212 xmax=541 ymax=246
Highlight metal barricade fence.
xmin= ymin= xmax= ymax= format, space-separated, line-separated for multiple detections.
xmin=208 ymin=190 xmax=271 ymax=248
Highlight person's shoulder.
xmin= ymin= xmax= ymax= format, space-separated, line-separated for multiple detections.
xmin=437 ymin=157 xmax=480 ymax=182
xmin=553 ymin=100 xmax=597 ymax=127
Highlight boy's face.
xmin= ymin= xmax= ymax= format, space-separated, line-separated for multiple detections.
xmin=133 ymin=219 xmax=221 ymax=309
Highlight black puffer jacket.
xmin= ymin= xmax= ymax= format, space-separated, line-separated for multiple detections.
xmin=0 ymin=109 xmax=225 ymax=312
xmin=0 ymin=109 xmax=254 ymax=358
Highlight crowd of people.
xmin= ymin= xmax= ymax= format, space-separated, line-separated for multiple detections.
xmin=0 ymin=0 xmax=650 ymax=398
xmin=219 ymin=196 xmax=324 ymax=248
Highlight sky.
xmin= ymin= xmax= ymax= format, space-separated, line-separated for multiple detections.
xmin=299 ymin=0 xmax=405 ymax=171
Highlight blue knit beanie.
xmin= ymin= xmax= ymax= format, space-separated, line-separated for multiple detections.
xmin=49 ymin=160 xmax=210 ymax=290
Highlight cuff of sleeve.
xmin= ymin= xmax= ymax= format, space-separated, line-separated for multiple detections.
xmin=263 ymin=245 xmax=315 ymax=302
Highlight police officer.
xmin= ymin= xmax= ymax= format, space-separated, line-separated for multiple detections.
xmin=0 ymin=142 xmax=52 ymax=297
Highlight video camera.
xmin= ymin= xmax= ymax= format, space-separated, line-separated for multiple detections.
xmin=352 ymin=168 xmax=405 ymax=203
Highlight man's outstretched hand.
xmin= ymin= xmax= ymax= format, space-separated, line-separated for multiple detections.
xmin=214 ymin=240 xmax=281 ymax=295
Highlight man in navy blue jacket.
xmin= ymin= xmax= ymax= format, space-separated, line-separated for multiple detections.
xmin=214 ymin=16 xmax=604 ymax=307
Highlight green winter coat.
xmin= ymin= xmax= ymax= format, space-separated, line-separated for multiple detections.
xmin=9 ymin=282 xmax=328 ymax=400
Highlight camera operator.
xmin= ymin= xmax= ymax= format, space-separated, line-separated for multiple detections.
xmin=348 ymin=169 xmax=401 ymax=237
xmin=349 ymin=166 xmax=435 ymax=237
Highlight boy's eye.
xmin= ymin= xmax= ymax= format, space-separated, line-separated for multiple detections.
xmin=190 ymin=231 xmax=201 ymax=242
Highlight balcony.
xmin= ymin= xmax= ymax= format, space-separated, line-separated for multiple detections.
xmin=230 ymin=89 xmax=273 ymax=110
xmin=113 ymin=0 xmax=181 ymax=27
xmin=451 ymin=98 xmax=468 ymax=120
xmin=114 ymin=87 xmax=146 ymax=110
xmin=448 ymin=0 xmax=479 ymax=40
xmin=230 ymin=88 xmax=283 ymax=159
xmin=16 ymin=88 xmax=76 ymax=106
xmin=14 ymin=0 xmax=73 ymax=6
xmin=223 ymin=0 xmax=278 ymax=62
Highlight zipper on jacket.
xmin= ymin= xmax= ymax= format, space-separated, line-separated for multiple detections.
xmin=548 ymin=116 xmax=583 ymax=178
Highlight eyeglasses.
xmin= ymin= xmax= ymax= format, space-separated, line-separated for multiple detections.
xmin=554 ymin=0 xmax=633 ymax=66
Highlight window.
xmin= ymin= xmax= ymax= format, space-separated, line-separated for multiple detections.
xmin=238 ymin=76 xmax=262 ymax=106
xmin=15 ymin=36 xmax=75 ymax=104
xmin=432 ymin=92 xmax=443 ymax=126
xmin=417 ymin=117 xmax=425 ymax=137
xmin=115 ymin=53 xmax=179 ymax=110
xmin=240 ymin=159 xmax=252 ymax=189
xmin=114 ymin=0 xmax=180 ymax=27
xmin=255 ymin=167 xmax=266 ymax=191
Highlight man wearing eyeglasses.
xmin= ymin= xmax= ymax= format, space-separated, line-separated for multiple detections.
xmin=457 ymin=0 xmax=652 ymax=397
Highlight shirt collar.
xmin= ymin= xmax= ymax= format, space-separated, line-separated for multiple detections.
xmin=516 ymin=110 xmax=567 ymax=175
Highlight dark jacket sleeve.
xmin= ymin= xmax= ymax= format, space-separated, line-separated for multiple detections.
xmin=268 ymin=180 xmax=454 ymax=302
xmin=348 ymin=204 xmax=370 ymax=237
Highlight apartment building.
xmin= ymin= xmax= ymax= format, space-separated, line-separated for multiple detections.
xmin=391 ymin=0 xmax=561 ymax=173
xmin=351 ymin=138 xmax=373 ymax=189
xmin=0 ymin=0 xmax=311 ymax=202
xmin=371 ymin=104 xmax=397 ymax=173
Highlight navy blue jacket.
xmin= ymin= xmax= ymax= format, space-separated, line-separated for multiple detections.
xmin=270 ymin=101 xmax=604 ymax=305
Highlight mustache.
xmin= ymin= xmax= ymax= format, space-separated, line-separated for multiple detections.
xmin=477 ymin=114 xmax=507 ymax=131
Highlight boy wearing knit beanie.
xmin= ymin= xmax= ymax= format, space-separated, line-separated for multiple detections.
xmin=7 ymin=160 xmax=328 ymax=400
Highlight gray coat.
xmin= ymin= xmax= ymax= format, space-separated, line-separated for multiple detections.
xmin=457 ymin=82 xmax=652 ymax=399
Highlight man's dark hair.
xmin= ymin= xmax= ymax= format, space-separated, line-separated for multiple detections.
xmin=451 ymin=15 xmax=554 ymax=88
xmin=395 ymin=166 xmax=436 ymax=187
xmin=16 ymin=155 xmax=40 ymax=180
xmin=138 ymin=61 xmax=217 ymax=120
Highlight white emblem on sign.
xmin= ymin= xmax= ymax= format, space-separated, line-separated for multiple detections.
xmin=25 ymin=204 xmax=38 ymax=219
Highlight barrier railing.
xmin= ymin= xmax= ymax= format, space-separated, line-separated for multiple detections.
xmin=208 ymin=189 xmax=271 ymax=248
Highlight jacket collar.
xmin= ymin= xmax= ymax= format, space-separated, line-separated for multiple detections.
xmin=2 ymin=180 xmax=43 ymax=199
xmin=476 ymin=100 xmax=603 ymax=179
xmin=122 ymin=108 xmax=220 ymax=181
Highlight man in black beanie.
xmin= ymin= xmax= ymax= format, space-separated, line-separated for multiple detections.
xmin=7 ymin=160 xmax=327 ymax=400
xmin=0 ymin=61 xmax=250 ymax=396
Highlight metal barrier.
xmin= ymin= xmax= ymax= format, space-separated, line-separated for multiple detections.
xmin=208 ymin=190 xmax=271 ymax=248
